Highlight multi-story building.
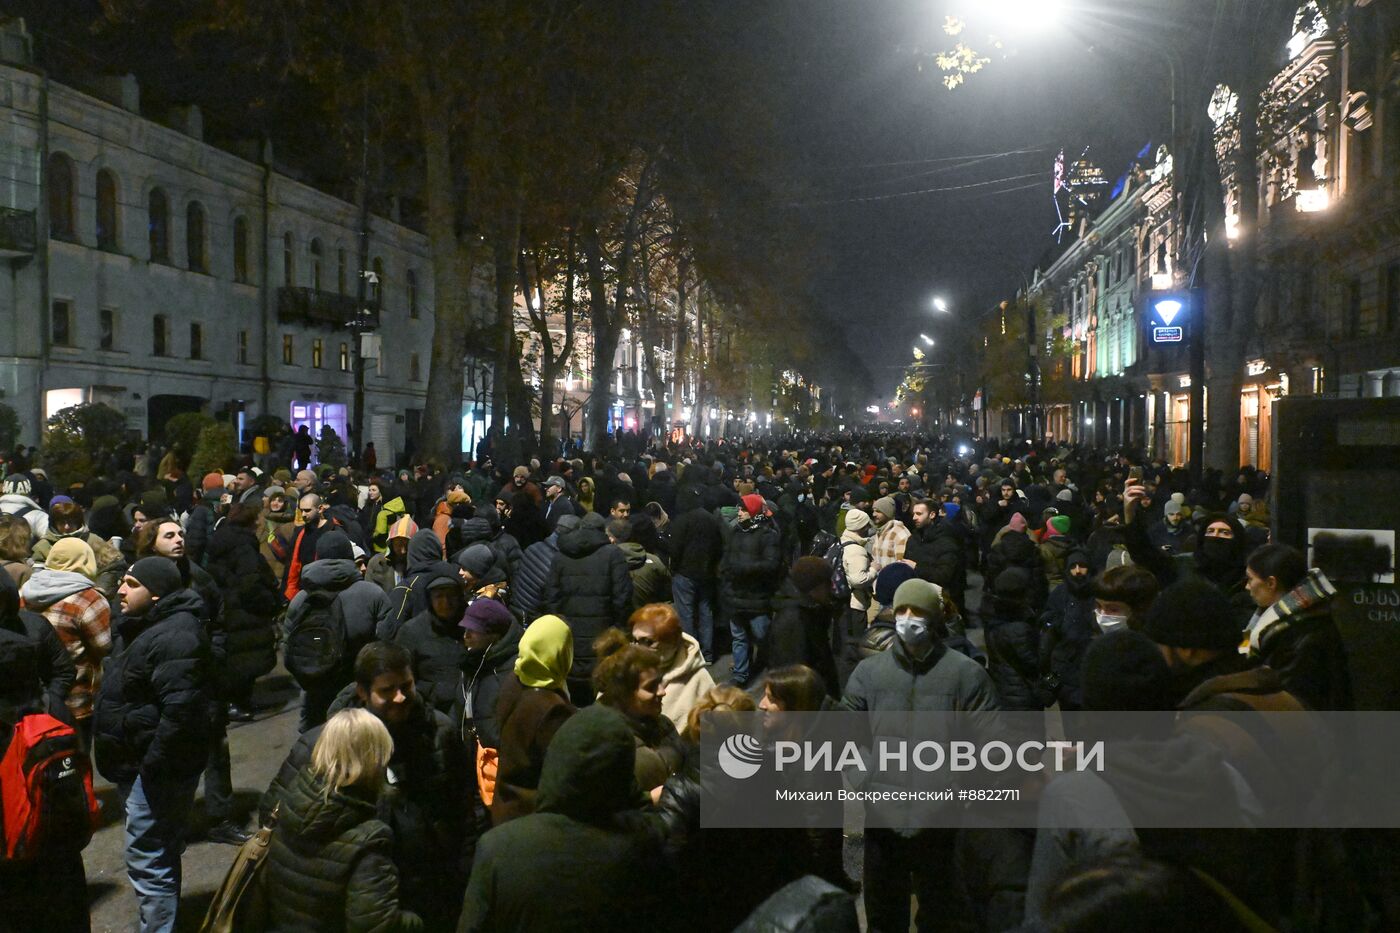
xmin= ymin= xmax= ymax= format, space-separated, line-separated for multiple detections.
xmin=0 ymin=20 xmax=480 ymax=462
xmin=1208 ymin=0 xmax=1400 ymax=472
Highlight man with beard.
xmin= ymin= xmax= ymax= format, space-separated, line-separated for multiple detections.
xmin=368 ymin=515 xmax=419 ymax=597
xmin=1147 ymin=499 xmax=1194 ymax=557
xmin=260 ymin=641 xmax=473 ymax=930
xmin=901 ymin=498 xmax=967 ymax=611
xmin=1036 ymin=549 xmax=1097 ymax=710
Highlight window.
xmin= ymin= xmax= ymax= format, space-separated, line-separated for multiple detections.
xmin=237 ymin=329 xmax=249 ymax=364
xmin=48 ymin=154 xmax=75 ymax=240
xmin=337 ymin=248 xmax=347 ymax=294
xmin=282 ymin=334 xmax=295 ymax=365
xmin=283 ymin=232 xmax=295 ymax=287
xmin=1386 ymin=265 xmax=1400 ymax=333
xmin=96 ymin=169 xmax=119 ymax=250
xmin=100 ymin=309 xmax=115 ymax=350
xmin=148 ymin=189 xmax=170 ymax=262
xmin=310 ymin=238 xmax=324 ymax=291
xmin=371 ymin=257 xmax=384 ymax=305
xmin=51 ymin=300 xmax=73 ymax=347
xmin=190 ymin=322 xmax=203 ymax=360
xmin=233 ymin=217 xmax=250 ymax=283
xmin=339 ymin=342 xmax=350 ymax=371
xmin=312 ymin=338 xmax=324 ymax=369
xmin=153 ymin=314 xmax=169 ymax=356
xmin=1347 ymin=279 xmax=1362 ymax=337
xmin=410 ymin=352 xmax=421 ymax=382
xmin=407 ymin=268 xmax=419 ymax=319
xmin=186 ymin=202 xmax=207 ymax=272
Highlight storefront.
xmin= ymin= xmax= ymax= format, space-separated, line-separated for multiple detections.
xmin=1238 ymin=359 xmax=1287 ymax=472
xmin=1147 ymin=373 xmax=1200 ymax=467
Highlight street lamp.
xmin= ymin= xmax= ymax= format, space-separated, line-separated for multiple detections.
xmin=932 ymin=297 xmax=949 ymax=314
xmin=920 ymin=334 xmax=935 ymax=346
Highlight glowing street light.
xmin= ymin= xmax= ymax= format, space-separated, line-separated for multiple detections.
xmin=920 ymin=333 xmax=935 ymax=346
xmin=983 ymin=0 xmax=1067 ymax=34
xmin=932 ymin=296 xmax=949 ymax=313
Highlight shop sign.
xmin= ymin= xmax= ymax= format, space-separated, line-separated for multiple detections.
xmin=1246 ymin=359 xmax=1269 ymax=377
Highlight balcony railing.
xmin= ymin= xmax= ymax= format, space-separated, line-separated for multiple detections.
xmin=277 ymin=286 xmax=379 ymax=330
xmin=0 ymin=207 xmax=37 ymax=258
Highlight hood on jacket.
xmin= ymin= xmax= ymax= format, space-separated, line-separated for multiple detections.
xmin=387 ymin=514 xmax=417 ymax=541
xmin=558 ymin=524 xmax=610 ymax=559
xmin=279 ymin=768 xmax=378 ymax=844
xmin=20 ymin=568 xmax=97 ymax=608
xmin=662 ymin=631 xmax=708 ymax=684
xmin=147 ymin=587 xmax=209 ymax=624
xmin=299 ymin=558 xmax=362 ymax=593
xmin=1101 ymin=732 xmax=1250 ymax=826
xmin=998 ymin=530 xmax=1040 ymax=563
xmin=1193 ymin=514 xmax=1247 ymax=581
xmin=516 ymin=614 xmax=573 ymax=692
xmin=617 ymin=541 xmax=655 ymax=572
xmin=536 ymin=704 xmax=638 ymax=822
xmin=405 ymin=529 xmax=444 ymax=574
xmin=379 ymin=496 xmax=408 ymax=516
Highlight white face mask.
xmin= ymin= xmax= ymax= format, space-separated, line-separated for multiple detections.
xmin=1094 ymin=610 xmax=1128 ymax=634
xmin=894 ymin=611 xmax=934 ymax=655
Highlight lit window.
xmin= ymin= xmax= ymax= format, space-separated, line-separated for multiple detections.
xmin=339 ymin=342 xmax=350 ymax=372
xmin=312 ymin=338 xmax=323 ymax=369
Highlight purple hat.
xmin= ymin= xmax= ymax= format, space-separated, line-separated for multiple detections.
xmin=460 ymin=597 xmax=513 ymax=635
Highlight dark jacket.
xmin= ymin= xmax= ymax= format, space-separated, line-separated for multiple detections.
xmin=453 ymin=514 xmax=523 ymax=581
xmin=983 ymin=594 xmax=1045 ymax=712
xmin=512 ymin=534 xmax=559 ymax=622
xmin=387 ymin=530 xmax=446 ymax=639
xmin=261 ymin=686 xmax=471 ymax=930
xmin=904 ymin=520 xmax=967 ymax=608
xmin=491 ymin=674 xmax=576 ymax=824
xmin=541 ymin=525 xmax=632 ymax=683
xmin=767 ymin=578 xmax=839 ymax=699
xmin=289 ymin=558 xmax=395 ymax=655
xmin=618 ymin=542 xmax=670 ymax=611
xmin=1037 ymin=580 xmax=1097 ymax=709
xmin=203 ymin=521 xmax=281 ymax=689
xmin=93 ymin=588 xmax=213 ymax=783
xmin=183 ymin=501 xmax=217 ymax=567
xmin=668 ymin=502 xmax=724 ymax=581
xmin=394 ymin=606 xmax=467 ymax=718
xmin=0 ymin=570 xmax=76 ymax=720
xmin=453 ymin=621 xmax=522 ymax=751
xmin=720 ymin=516 xmax=782 ymax=615
xmin=458 ymin=705 xmax=672 ymax=933
xmin=985 ymin=531 xmax=1048 ymax=613
xmin=261 ymin=768 xmax=423 ymax=933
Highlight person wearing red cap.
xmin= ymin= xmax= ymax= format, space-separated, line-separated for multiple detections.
xmin=719 ymin=493 xmax=781 ymax=687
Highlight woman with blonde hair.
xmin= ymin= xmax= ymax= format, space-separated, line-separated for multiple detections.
xmin=261 ymin=709 xmax=422 ymax=932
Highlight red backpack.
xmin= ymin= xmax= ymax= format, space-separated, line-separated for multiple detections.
xmin=0 ymin=713 xmax=100 ymax=860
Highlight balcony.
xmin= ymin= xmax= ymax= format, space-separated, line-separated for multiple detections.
xmin=0 ymin=207 xmax=37 ymax=259
xmin=277 ymin=286 xmax=379 ymax=330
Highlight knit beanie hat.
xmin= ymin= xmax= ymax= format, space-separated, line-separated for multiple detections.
xmin=942 ymin=502 xmax=961 ymax=522
xmin=202 ymin=472 xmax=224 ymax=492
xmin=1081 ymin=628 xmax=1174 ymax=711
xmin=1047 ymin=515 xmax=1072 ymax=537
xmin=847 ymin=487 xmax=870 ymax=504
xmin=1142 ymin=577 xmax=1241 ymax=651
xmin=993 ymin=567 xmax=1033 ymax=603
xmin=1056 ymin=488 xmax=1075 ymax=502
xmin=1163 ymin=500 xmax=1183 ymax=517
xmin=387 ymin=515 xmax=418 ymax=541
xmin=460 ymin=597 xmax=514 ymax=634
xmin=314 ymin=530 xmax=354 ymax=561
xmin=555 ymin=514 xmax=581 ymax=534
xmin=47 ymin=538 xmax=97 ymax=580
xmin=875 ymin=562 xmax=917 ymax=608
xmin=456 ymin=544 xmax=496 ymax=579
xmin=872 ymin=496 xmax=897 ymax=519
xmin=2 ymin=474 xmax=31 ymax=497
xmin=789 ymin=555 xmax=831 ymax=595
xmin=891 ymin=578 xmax=943 ymax=623
xmin=741 ymin=494 xmax=765 ymax=518
xmin=128 ymin=556 xmax=182 ymax=598
xmin=844 ymin=509 xmax=871 ymax=533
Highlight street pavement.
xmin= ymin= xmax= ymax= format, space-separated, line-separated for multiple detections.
xmin=83 ymin=568 xmax=987 ymax=932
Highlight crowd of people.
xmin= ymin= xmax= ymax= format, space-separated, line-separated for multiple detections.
xmin=0 ymin=430 xmax=1387 ymax=932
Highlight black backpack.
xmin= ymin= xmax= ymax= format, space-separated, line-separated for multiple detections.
xmin=283 ymin=589 xmax=347 ymax=686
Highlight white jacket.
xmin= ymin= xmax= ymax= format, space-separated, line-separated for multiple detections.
xmin=0 ymin=494 xmax=49 ymax=539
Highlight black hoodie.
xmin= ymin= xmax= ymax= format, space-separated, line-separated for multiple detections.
xmin=387 ymin=529 xmax=447 ymax=634
xmin=0 ymin=571 xmax=74 ymax=719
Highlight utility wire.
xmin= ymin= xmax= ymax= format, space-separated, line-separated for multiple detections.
xmin=789 ymin=171 xmax=1045 ymax=208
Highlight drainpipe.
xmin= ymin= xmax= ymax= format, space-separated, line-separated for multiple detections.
xmin=259 ymin=141 xmax=272 ymax=418
xmin=31 ymin=70 xmax=51 ymax=444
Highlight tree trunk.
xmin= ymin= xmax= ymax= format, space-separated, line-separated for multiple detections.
xmin=583 ymin=224 xmax=617 ymax=450
xmin=490 ymin=206 xmax=522 ymax=455
xmin=405 ymin=35 xmax=472 ymax=467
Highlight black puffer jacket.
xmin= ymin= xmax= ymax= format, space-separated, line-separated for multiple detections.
xmin=904 ymin=521 xmax=967 ymax=609
xmin=719 ymin=516 xmax=782 ymax=615
xmin=203 ymin=521 xmax=281 ymax=689
xmin=453 ymin=621 xmax=523 ymax=750
xmin=1037 ymin=579 xmax=1098 ymax=709
xmin=512 ymin=534 xmax=559 ymax=622
xmin=454 ymin=509 xmax=523 ymax=581
xmin=768 ymin=579 xmax=839 ymax=699
xmin=262 ymin=768 xmax=423 ymax=933
xmin=261 ymin=686 xmax=471 ymax=930
xmin=393 ymin=603 xmax=467 ymax=718
xmin=541 ymin=524 xmax=632 ymax=683
xmin=985 ymin=531 xmax=1048 ymax=613
xmin=983 ymin=586 xmax=1044 ymax=712
xmin=93 ymin=588 xmax=213 ymax=783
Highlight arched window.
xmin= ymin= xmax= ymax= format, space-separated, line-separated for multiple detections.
xmin=233 ymin=217 xmax=250 ymax=283
xmin=310 ymin=238 xmax=324 ymax=291
xmin=371 ymin=257 xmax=384 ymax=305
xmin=148 ymin=188 xmax=170 ymax=262
xmin=407 ymin=268 xmax=419 ymax=319
xmin=48 ymin=153 xmax=76 ymax=240
xmin=186 ymin=201 xmax=207 ymax=272
xmin=283 ymin=232 xmax=295 ymax=287
xmin=96 ymin=169 xmax=119 ymax=250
